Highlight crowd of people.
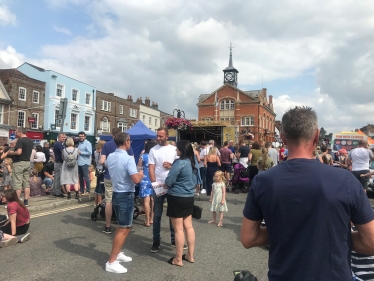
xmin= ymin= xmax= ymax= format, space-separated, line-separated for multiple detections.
xmin=2 ymin=107 xmax=374 ymax=280
xmin=0 ymin=128 xmax=96 ymax=248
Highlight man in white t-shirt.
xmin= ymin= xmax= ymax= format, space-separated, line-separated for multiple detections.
xmin=266 ymin=142 xmax=278 ymax=166
xmin=347 ymin=139 xmax=374 ymax=192
xmin=148 ymin=127 xmax=178 ymax=253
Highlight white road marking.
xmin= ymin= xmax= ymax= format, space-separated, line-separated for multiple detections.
xmin=31 ymin=203 xmax=92 ymax=218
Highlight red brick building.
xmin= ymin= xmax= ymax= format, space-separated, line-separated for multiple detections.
xmin=96 ymin=91 xmax=139 ymax=136
xmin=184 ymin=46 xmax=276 ymax=145
xmin=0 ymin=69 xmax=45 ymax=144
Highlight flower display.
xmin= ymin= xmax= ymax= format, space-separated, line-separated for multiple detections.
xmin=165 ymin=117 xmax=192 ymax=131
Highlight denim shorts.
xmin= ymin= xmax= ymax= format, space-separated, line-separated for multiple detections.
xmin=112 ymin=192 xmax=134 ymax=228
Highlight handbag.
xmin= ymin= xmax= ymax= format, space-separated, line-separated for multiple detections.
xmin=192 ymin=205 xmax=202 ymax=219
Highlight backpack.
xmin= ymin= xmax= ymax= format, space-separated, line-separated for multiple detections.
xmin=65 ymin=148 xmax=77 ymax=168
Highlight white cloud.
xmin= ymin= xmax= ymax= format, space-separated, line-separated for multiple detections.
xmin=3 ymin=0 xmax=374 ymax=134
xmin=53 ymin=25 xmax=72 ymax=36
xmin=0 ymin=4 xmax=16 ymax=26
xmin=0 ymin=46 xmax=24 ymax=68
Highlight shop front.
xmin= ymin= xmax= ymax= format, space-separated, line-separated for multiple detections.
xmin=44 ymin=131 xmax=96 ymax=147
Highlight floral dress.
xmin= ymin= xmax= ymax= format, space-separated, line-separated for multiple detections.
xmin=139 ymin=153 xmax=153 ymax=198
xmin=210 ymin=182 xmax=228 ymax=212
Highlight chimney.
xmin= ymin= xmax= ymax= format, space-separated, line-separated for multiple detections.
xmin=151 ymin=102 xmax=158 ymax=109
xmin=262 ymin=88 xmax=267 ymax=97
xmin=136 ymin=97 xmax=143 ymax=104
xmin=145 ymin=97 xmax=151 ymax=107
xmin=269 ymin=95 xmax=273 ymax=105
xmin=127 ymin=95 xmax=133 ymax=102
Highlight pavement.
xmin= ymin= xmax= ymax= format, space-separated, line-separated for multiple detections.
xmin=1 ymin=191 xmax=269 ymax=281
xmin=0 ymin=193 xmax=95 ymax=216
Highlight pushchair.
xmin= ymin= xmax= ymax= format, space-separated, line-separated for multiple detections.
xmin=230 ymin=163 xmax=250 ymax=194
xmin=90 ymin=184 xmax=141 ymax=222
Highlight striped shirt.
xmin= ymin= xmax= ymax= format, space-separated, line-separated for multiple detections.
xmin=352 ymin=251 xmax=374 ymax=281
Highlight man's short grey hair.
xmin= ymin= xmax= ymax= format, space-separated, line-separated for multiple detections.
xmin=265 ymin=142 xmax=272 ymax=148
xmin=17 ymin=127 xmax=26 ymax=134
xmin=209 ymin=140 xmax=214 ymax=144
xmin=114 ymin=132 xmax=130 ymax=147
xmin=58 ymin=133 xmax=66 ymax=138
xmin=281 ymin=106 xmax=318 ymax=144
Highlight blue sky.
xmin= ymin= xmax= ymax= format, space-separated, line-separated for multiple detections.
xmin=0 ymin=0 xmax=373 ymax=133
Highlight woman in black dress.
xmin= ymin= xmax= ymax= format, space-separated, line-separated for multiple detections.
xmin=204 ymin=146 xmax=221 ymax=196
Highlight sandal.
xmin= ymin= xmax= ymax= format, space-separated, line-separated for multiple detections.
xmin=167 ymin=257 xmax=183 ymax=267
xmin=182 ymin=254 xmax=195 ymax=263
xmin=142 ymin=221 xmax=150 ymax=227
xmin=217 ymin=222 xmax=223 ymax=227
xmin=208 ymin=220 xmax=216 ymax=224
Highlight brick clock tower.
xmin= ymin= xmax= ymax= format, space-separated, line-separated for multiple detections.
xmin=186 ymin=44 xmax=276 ymax=145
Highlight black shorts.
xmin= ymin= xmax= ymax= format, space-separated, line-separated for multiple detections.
xmin=221 ymin=163 xmax=232 ymax=173
xmin=352 ymin=170 xmax=370 ymax=189
xmin=166 ymin=194 xmax=194 ymax=218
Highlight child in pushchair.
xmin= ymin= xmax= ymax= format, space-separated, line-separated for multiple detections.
xmin=90 ymin=184 xmax=140 ymax=221
xmin=230 ymin=163 xmax=249 ymax=194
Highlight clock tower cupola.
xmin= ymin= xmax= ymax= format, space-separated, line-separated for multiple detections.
xmin=223 ymin=42 xmax=239 ymax=87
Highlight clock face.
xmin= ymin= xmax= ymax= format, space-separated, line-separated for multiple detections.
xmin=225 ymin=72 xmax=235 ymax=82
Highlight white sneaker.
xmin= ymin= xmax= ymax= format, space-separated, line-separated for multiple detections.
xmin=20 ymin=233 xmax=31 ymax=243
xmin=116 ymin=252 xmax=132 ymax=262
xmin=105 ymin=261 xmax=127 ymax=273
xmin=201 ymin=189 xmax=206 ymax=194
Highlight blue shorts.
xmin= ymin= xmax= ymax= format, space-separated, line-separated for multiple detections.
xmin=112 ymin=192 xmax=134 ymax=228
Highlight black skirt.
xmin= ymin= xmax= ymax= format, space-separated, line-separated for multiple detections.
xmin=166 ymin=194 xmax=194 ymax=218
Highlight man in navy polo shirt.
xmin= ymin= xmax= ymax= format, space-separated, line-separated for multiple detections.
xmin=241 ymin=106 xmax=374 ymax=281
xmin=100 ymin=128 xmax=134 ymax=234
xmin=53 ymin=133 xmax=66 ymax=197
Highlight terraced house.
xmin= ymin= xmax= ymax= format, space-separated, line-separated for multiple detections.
xmin=17 ymin=63 xmax=96 ymax=144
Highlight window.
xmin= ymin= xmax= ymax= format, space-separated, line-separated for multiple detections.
xmin=70 ymin=113 xmax=78 ymax=130
xmin=31 ymin=113 xmax=38 ymax=129
xmin=84 ymin=116 xmax=90 ymax=131
xmin=0 ymin=105 xmax=3 ymax=124
xmin=220 ymin=117 xmax=235 ymax=121
xmin=17 ymin=111 xmax=25 ymax=127
xmin=56 ymin=84 xmax=63 ymax=97
xmin=118 ymin=122 xmax=127 ymax=132
xmin=119 ymin=105 xmax=123 ymax=115
xmin=241 ymin=117 xmax=254 ymax=126
xmin=149 ymin=117 xmax=152 ymax=125
xmin=129 ymin=108 xmax=137 ymax=118
xmin=55 ymin=110 xmax=61 ymax=128
xmin=100 ymin=100 xmax=111 ymax=112
xmin=32 ymin=91 xmax=39 ymax=103
xmin=85 ymin=93 xmax=91 ymax=105
xmin=72 ymin=89 xmax=78 ymax=101
xmin=142 ymin=115 xmax=145 ymax=123
xmin=155 ymin=119 xmax=158 ymax=126
xmin=100 ymin=117 xmax=110 ymax=132
xmin=220 ymin=99 xmax=235 ymax=110
xmin=19 ymin=87 xmax=26 ymax=101
xmin=202 ymin=117 xmax=213 ymax=121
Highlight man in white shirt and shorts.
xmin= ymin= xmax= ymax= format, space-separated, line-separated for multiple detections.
xmin=148 ymin=127 xmax=178 ymax=253
xmin=348 ymin=139 xmax=374 ymax=192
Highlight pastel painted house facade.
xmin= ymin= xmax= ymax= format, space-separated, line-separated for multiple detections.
xmin=17 ymin=63 xmax=96 ymax=143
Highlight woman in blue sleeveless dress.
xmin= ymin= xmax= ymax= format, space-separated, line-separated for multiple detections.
xmin=138 ymin=141 xmax=157 ymax=226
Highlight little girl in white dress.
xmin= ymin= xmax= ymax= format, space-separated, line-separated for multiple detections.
xmin=208 ymin=170 xmax=228 ymax=227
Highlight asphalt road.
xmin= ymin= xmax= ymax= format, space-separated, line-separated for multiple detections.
xmin=1 ymin=192 xmax=269 ymax=281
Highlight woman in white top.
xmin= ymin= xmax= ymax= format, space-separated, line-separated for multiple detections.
xmin=33 ymin=145 xmax=46 ymax=174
